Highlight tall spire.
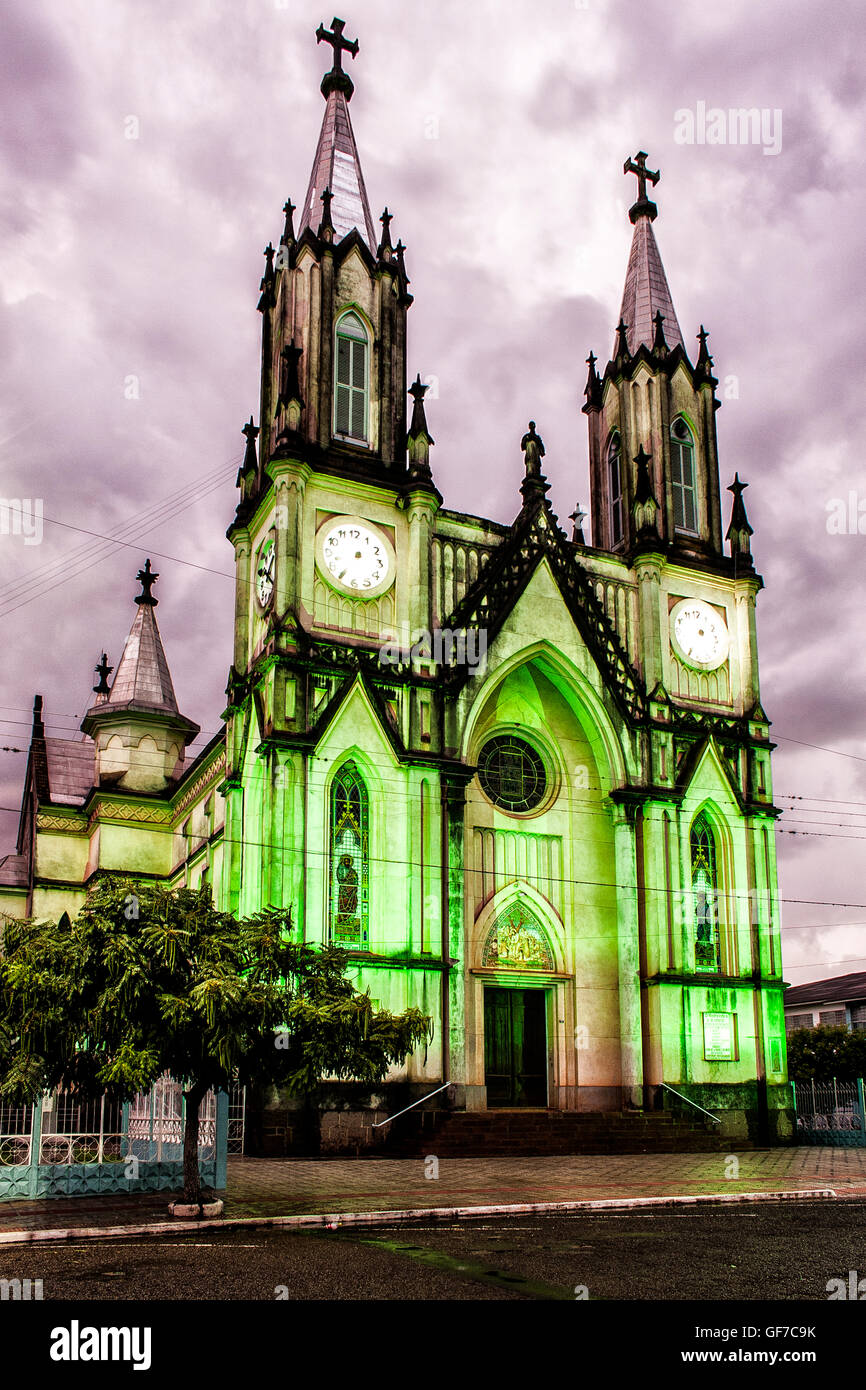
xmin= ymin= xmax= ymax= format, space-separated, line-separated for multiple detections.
xmin=615 ymin=151 xmax=684 ymax=355
xmin=298 ymin=17 xmax=377 ymax=249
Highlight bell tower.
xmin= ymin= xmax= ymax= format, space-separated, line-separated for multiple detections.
xmin=256 ymin=15 xmax=413 ymax=482
xmin=584 ymin=152 xmax=725 ymax=564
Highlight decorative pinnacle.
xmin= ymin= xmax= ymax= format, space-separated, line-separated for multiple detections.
xmin=93 ymin=652 xmax=113 ymax=696
xmin=240 ymin=416 xmax=259 ymax=477
xmin=727 ymin=474 xmax=753 ymax=532
xmin=408 ymin=374 xmax=434 ymax=439
xmin=279 ymin=343 xmax=304 ymax=407
xmin=378 ymin=206 xmax=393 ymax=256
xmin=633 ymin=445 xmax=656 ymax=505
xmin=726 ymin=473 xmax=753 ymax=565
xmin=135 ymin=558 xmax=159 ymax=607
xmin=281 ymin=199 xmax=296 ymax=245
xmin=394 ymin=238 xmax=409 ymax=282
xmin=583 ymin=351 xmax=602 ymax=410
xmin=407 ymin=374 xmax=434 ymax=478
xmin=652 ymin=309 xmax=668 ymax=355
xmin=318 ymin=186 xmax=334 ymax=236
xmin=316 ymin=16 xmax=359 ymax=100
xmin=569 ymin=504 xmax=587 ymax=544
xmin=623 ymin=150 xmax=660 ymax=223
xmin=696 ymin=323 xmax=713 ymax=367
xmin=614 ymin=319 xmax=631 ymax=362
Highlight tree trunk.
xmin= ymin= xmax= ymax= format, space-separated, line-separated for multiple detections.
xmin=302 ymin=1087 xmax=322 ymax=1156
xmin=182 ymin=1083 xmax=207 ymax=1203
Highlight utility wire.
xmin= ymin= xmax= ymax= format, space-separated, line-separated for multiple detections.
xmin=0 ymin=458 xmax=238 ymax=608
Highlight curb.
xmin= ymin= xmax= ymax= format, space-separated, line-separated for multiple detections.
xmin=0 ymin=1187 xmax=838 ymax=1247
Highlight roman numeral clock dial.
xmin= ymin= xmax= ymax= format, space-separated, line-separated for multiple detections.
xmin=315 ymin=516 xmax=396 ymax=600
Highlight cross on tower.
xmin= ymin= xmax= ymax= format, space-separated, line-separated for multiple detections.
xmin=623 ymin=150 xmax=660 ymax=223
xmin=316 ymin=17 xmax=359 ymax=72
xmin=316 ymin=17 xmax=359 ymax=98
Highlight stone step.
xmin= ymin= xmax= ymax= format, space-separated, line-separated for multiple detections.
xmin=385 ymin=1108 xmax=738 ymax=1157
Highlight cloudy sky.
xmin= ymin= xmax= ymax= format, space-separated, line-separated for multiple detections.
xmin=1 ymin=0 xmax=863 ymax=983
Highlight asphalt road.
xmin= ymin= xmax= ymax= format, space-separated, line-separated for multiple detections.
xmin=1 ymin=1199 xmax=865 ymax=1302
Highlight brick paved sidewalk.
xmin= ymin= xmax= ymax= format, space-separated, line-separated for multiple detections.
xmin=1 ymin=1148 xmax=865 ymax=1237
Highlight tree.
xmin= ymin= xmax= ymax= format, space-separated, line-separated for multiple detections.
xmin=786 ymin=1025 xmax=866 ymax=1080
xmin=0 ymin=878 xmax=431 ymax=1205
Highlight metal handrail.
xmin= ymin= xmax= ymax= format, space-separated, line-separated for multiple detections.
xmin=660 ymin=1082 xmax=722 ymax=1125
xmin=372 ymin=1082 xmax=451 ymax=1128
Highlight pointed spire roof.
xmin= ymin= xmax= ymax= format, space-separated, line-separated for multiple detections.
xmin=298 ymin=20 xmax=376 ymax=250
xmin=103 ymin=561 xmax=180 ymax=716
xmin=616 ymin=216 xmax=684 ymax=356
xmin=615 ymin=151 xmax=684 ymax=356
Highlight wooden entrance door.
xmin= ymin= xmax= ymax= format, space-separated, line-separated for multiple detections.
xmin=484 ymin=988 xmax=547 ymax=1107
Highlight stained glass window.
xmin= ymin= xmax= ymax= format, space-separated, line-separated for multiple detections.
xmin=691 ymin=813 xmax=720 ymax=973
xmin=483 ymin=902 xmax=554 ymax=970
xmin=478 ymin=736 xmax=546 ymax=813
xmin=671 ymin=417 xmax=698 ymax=534
xmin=334 ymin=311 xmax=368 ymax=443
xmin=330 ymin=761 xmax=369 ymax=947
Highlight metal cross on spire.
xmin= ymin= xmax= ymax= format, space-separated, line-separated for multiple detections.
xmin=316 ymin=16 xmax=360 ymax=98
xmin=623 ymin=150 xmax=660 ymax=223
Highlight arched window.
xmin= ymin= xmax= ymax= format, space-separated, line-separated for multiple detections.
xmin=329 ymin=761 xmax=369 ymax=947
xmin=691 ymin=813 xmax=720 ymax=973
xmin=608 ymin=433 xmax=623 ymax=547
xmin=334 ymin=311 xmax=369 ymax=443
xmin=670 ymin=418 xmax=698 ymax=534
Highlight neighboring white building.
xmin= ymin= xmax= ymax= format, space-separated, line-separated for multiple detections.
xmin=784 ymin=973 xmax=866 ymax=1035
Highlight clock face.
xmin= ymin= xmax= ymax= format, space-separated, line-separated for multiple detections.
xmin=316 ymin=518 xmax=394 ymax=597
xmin=670 ymin=599 xmax=729 ymax=671
xmin=255 ymin=536 xmax=275 ymax=609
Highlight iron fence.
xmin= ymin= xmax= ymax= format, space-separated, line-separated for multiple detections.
xmin=0 ymin=1074 xmax=228 ymax=1200
xmin=793 ymin=1077 xmax=866 ymax=1146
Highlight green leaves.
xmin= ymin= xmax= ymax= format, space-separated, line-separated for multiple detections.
xmin=1 ymin=876 xmax=432 ymax=1105
xmin=787 ymin=1025 xmax=866 ymax=1080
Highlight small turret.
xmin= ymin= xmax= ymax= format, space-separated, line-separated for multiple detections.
xmin=81 ymin=562 xmax=199 ymax=792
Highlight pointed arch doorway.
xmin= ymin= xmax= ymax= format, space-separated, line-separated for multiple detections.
xmin=481 ymin=900 xmax=555 ymax=1108
xmin=484 ymin=988 xmax=548 ymax=1107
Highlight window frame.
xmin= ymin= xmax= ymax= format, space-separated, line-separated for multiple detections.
xmin=670 ymin=417 xmax=699 ymax=536
xmin=691 ymin=812 xmax=721 ymax=974
xmin=329 ymin=759 xmax=370 ymax=949
xmin=477 ymin=734 xmax=549 ymax=816
xmin=333 ymin=310 xmax=370 ymax=446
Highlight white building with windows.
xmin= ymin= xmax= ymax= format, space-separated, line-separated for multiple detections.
xmin=785 ymin=974 xmax=866 ymax=1036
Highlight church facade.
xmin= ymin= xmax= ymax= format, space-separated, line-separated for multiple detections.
xmin=0 ymin=20 xmax=790 ymax=1143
